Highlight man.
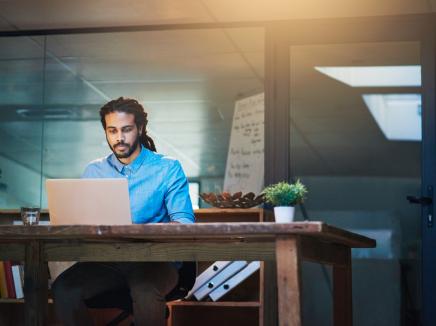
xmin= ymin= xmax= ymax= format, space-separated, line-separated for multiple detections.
xmin=52 ymin=97 xmax=195 ymax=326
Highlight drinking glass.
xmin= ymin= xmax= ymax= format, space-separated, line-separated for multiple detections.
xmin=20 ymin=207 xmax=40 ymax=225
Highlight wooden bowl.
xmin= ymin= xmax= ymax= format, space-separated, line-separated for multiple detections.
xmin=199 ymin=192 xmax=264 ymax=208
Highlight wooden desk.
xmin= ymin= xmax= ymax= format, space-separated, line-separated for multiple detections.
xmin=0 ymin=222 xmax=375 ymax=326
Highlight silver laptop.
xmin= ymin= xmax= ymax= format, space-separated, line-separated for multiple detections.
xmin=46 ymin=178 xmax=132 ymax=225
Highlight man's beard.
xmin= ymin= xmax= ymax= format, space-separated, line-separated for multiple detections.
xmin=110 ymin=135 xmax=140 ymax=159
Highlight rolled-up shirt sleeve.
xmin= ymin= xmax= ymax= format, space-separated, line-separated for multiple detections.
xmin=164 ymin=161 xmax=195 ymax=224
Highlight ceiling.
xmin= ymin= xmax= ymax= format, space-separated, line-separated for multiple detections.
xmin=0 ymin=1 xmax=427 ymax=207
xmin=0 ymin=0 xmax=435 ymax=29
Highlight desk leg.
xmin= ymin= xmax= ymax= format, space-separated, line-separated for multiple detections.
xmin=262 ymin=261 xmax=278 ymax=326
xmin=276 ymin=236 xmax=302 ymax=326
xmin=333 ymin=249 xmax=352 ymax=326
xmin=24 ymin=241 xmax=48 ymax=326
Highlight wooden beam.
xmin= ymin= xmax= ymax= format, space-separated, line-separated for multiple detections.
xmin=333 ymin=249 xmax=352 ymax=326
xmin=0 ymin=223 xmax=376 ymax=248
xmin=262 ymin=261 xmax=278 ymax=326
xmin=24 ymin=241 xmax=48 ymax=326
xmin=301 ymin=237 xmax=350 ymax=267
xmin=276 ymin=236 xmax=302 ymax=326
xmin=320 ymin=224 xmax=376 ymax=248
xmin=0 ymin=243 xmax=25 ymax=260
xmin=44 ymin=242 xmax=276 ymax=261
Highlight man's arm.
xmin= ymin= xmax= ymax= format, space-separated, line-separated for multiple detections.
xmin=81 ymin=164 xmax=97 ymax=179
xmin=164 ymin=160 xmax=195 ymax=224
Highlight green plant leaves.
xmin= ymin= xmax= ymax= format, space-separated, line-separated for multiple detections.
xmin=262 ymin=180 xmax=307 ymax=207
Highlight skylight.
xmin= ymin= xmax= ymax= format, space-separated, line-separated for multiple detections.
xmin=362 ymin=94 xmax=421 ymax=141
xmin=315 ymin=66 xmax=421 ymax=87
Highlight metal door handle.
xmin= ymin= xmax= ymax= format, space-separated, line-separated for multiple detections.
xmin=407 ymin=186 xmax=434 ymax=228
xmin=407 ymin=196 xmax=433 ymax=205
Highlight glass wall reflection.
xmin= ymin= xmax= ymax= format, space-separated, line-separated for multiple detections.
xmin=0 ymin=36 xmax=45 ymax=208
xmin=290 ymin=42 xmax=421 ymax=325
xmin=0 ymin=28 xmax=264 ymax=208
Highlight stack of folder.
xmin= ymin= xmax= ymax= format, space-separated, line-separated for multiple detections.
xmin=0 ymin=261 xmax=24 ymax=299
xmin=188 ymin=260 xmax=260 ymax=301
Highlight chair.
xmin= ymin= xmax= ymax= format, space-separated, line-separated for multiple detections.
xmin=84 ymin=262 xmax=197 ymax=326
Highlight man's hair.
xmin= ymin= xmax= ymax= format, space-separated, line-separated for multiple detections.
xmin=99 ymin=97 xmax=156 ymax=152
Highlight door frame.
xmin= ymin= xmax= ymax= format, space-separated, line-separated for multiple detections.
xmin=264 ymin=13 xmax=436 ymax=325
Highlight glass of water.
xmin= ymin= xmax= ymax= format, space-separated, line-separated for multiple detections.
xmin=20 ymin=207 xmax=41 ymax=226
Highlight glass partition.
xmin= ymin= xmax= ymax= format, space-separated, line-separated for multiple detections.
xmin=290 ymin=41 xmax=421 ymax=325
xmin=0 ymin=36 xmax=45 ymax=208
xmin=0 ymin=28 xmax=264 ymax=208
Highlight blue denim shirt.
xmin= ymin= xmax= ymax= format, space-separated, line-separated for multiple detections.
xmin=81 ymin=146 xmax=195 ymax=224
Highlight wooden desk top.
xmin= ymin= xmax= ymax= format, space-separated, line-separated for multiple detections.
xmin=0 ymin=208 xmax=262 ymax=217
xmin=0 ymin=222 xmax=375 ymax=248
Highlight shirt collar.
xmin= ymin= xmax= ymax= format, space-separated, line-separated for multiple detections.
xmin=108 ymin=145 xmax=149 ymax=174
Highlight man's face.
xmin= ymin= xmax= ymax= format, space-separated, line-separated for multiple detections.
xmin=104 ymin=111 xmax=141 ymax=160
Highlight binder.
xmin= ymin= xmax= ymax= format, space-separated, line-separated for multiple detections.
xmin=0 ymin=262 xmax=8 ymax=298
xmin=193 ymin=261 xmax=248 ymax=301
xmin=3 ymin=261 xmax=15 ymax=299
xmin=208 ymin=261 xmax=260 ymax=302
xmin=187 ymin=261 xmax=232 ymax=298
xmin=11 ymin=265 xmax=23 ymax=299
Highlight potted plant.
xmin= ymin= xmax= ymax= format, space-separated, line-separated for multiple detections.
xmin=263 ymin=180 xmax=307 ymax=222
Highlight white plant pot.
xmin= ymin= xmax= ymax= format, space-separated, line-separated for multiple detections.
xmin=274 ymin=206 xmax=295 ymax=223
